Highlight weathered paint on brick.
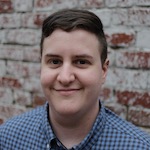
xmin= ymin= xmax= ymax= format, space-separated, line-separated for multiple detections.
xmin=0 ymin=0 xmax=13 ymax=13
xmin=128 ymin=8 xmax=150 ymax=25
xmin=105 ymin=28 xmax=135 ymax=47
xmin=79 ymin=0 xmax=104 ymax=8
xmin=116 ymin=51 xmax=150 ymax=69
xmin=116 ymin=90 xmax=150 ymax=108
xmin=128 ymin=107 xmax=150 ymax=126
xmin=0 ymin=77 xmax=22 ymax=88
xmin=105 ymin=0 xmax=135 ymax=7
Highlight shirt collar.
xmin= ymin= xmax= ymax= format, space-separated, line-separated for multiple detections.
xmin=42 ymin=100 xmax=106 ymax=149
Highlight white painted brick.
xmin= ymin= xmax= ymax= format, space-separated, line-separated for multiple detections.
xmin=5 ymin=29 xmax=41 ymax=45
xmin=79 ymin=0 xmax=104 ymax=8
xmin=128 ymin=8 xmax=150 ymax=26
xmin=23 ymin=45 xmax=41 ymax=62
xmin=0 ymin=30 xmax=5 ymax=43
xmin=23 ymin=77 xmax=42 ymax=93
xmin=0 ymin=14 xmax=21 ymax=28
xmin=0 ymin=88 xmax=13 ymax=104
xmin=148 ymin=72 xmax=150 ymax=89
xmin=136 ymin=0 xmax=150 ymax=6
xmin=53 ymin=0 xmax=78 ymax=10
xmin=6 ymin=61 xmax=24 ymax=77
xmin=0 ymin=60 xmax=6 ymax=76
xmin=34 ymin=0 xmax=55 ymax=11
xmin=91 ymin=9 xmax=112 ymax=27
xmin=21 ymin=12 xmax=49 ymax=28
xmin=106 ymin=68 xmax=148 ymax=89
xmin=105 ymin=0 xmax=135 ymax=7
xmin=0 ymin=45 xmax=23 ymax=60
xmin=112 ymin=9 xmax=128 ymax=25
xmin=14 ymin=89 xmax=32 ymax=106
xmin=23 ymin=62 xmax=41 ymax=78
xmin=14 ymin=0 xmax=33 ymax=12
xmin=136 ymin=28 xmax=150 ymax=48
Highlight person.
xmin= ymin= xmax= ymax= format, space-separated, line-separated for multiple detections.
xmin=0 ymin=9 xmax=150 ymax=150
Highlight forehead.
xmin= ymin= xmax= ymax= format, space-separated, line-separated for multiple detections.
xmin=42 ymin=29 xmax=101 ymax=55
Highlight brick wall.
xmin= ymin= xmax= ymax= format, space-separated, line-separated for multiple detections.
xmin=0 ymin=0 xmax=150 ymax=133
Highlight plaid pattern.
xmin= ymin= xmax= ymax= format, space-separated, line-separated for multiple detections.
xmin=0 ymin=101 xmax=150 ymax=150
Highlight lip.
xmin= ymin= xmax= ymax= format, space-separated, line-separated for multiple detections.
xmin=53 ymin=88 xmax=81 ymax=96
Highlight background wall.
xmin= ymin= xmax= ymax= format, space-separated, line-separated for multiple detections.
xmin=0 ymin=0 xmax=150 ymax=133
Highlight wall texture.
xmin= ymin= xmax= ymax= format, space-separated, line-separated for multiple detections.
xmin=0 ymin=0 xmax=150 ymax=133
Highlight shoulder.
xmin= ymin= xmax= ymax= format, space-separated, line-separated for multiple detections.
xmin=0 ymin=104 xmax=46 ymax=137
xmin=0 ymin=104 xmax=49 ymax=149
xmin=104 ymin=107 xmax=150 ymax=148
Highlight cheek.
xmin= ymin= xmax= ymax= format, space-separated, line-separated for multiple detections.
xmin=40 ymin=69 xmax=52 ymax=87
xmin=79 ymin=69 xmax=102 ymax=86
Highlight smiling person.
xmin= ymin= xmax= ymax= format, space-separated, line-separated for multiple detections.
xmin=0 ymin=9 xmax=150 ymax=150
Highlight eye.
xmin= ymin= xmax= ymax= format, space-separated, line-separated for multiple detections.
xmin=50 ymin=59 xmax=61 ymax=64
xmin=47 ymin=59 xmax=62 ymax=68
xmin=74 ymin=59 xmax=91 ymax=68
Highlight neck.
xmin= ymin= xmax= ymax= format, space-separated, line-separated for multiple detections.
xmin=49 ymin=102 xmax=99 ymax=149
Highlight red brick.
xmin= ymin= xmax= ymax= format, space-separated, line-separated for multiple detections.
xmin=116 ymin=51 xmax=150 ymax=69
xmin=116 ymin=90 xmax=150 ymax=108
xmin=128 ymin=107 xmax=150 ymax=127
xmin=0 ymin=77 xmax=22 ymax=88
xmin=105 ymin=28 xmax=135 ymax=47
xmin=128 ymin=8 xmax=150 ymax=25
xmin=32 ymin=95 xmax=47 ymax=107
xmin=107 ymin=33 xmax=134 ymax=47
xmin=0 ymin=0 xmax=13 ymax=13
xmin=79 ymin=0 xmax=104 ymax=8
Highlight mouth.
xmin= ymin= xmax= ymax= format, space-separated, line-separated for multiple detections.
xmin=53 ymin=88 xmax=81 ymax=96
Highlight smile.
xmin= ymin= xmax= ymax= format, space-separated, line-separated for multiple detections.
xmin=53 ymin=88 xmax=81 ymax=96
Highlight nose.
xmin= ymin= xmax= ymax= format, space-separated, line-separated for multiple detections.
xmin=57 ymin=64 xmax=75 ymax=85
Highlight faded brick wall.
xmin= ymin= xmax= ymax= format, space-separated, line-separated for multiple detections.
xmin=0 ymin=0 xmax=150 ymax=133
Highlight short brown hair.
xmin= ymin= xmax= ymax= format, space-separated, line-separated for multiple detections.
xmin=40 ymin=9 xmax=107 ymax=65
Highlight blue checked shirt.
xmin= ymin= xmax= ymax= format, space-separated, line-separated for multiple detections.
xmin=0 ymin=101 xmax=150 ymax=150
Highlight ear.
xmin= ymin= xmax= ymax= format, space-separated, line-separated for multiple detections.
xmin=102 ymin=59 xmax=109 ymax=84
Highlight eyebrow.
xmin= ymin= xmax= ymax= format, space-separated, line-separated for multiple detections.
xmin=44 ymin=54 xmax=61 ymax=58
xmin=74 ymin=54 xmax=93 ymax=59
xmin=44 ymin=54 xmax=93 ymax=59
